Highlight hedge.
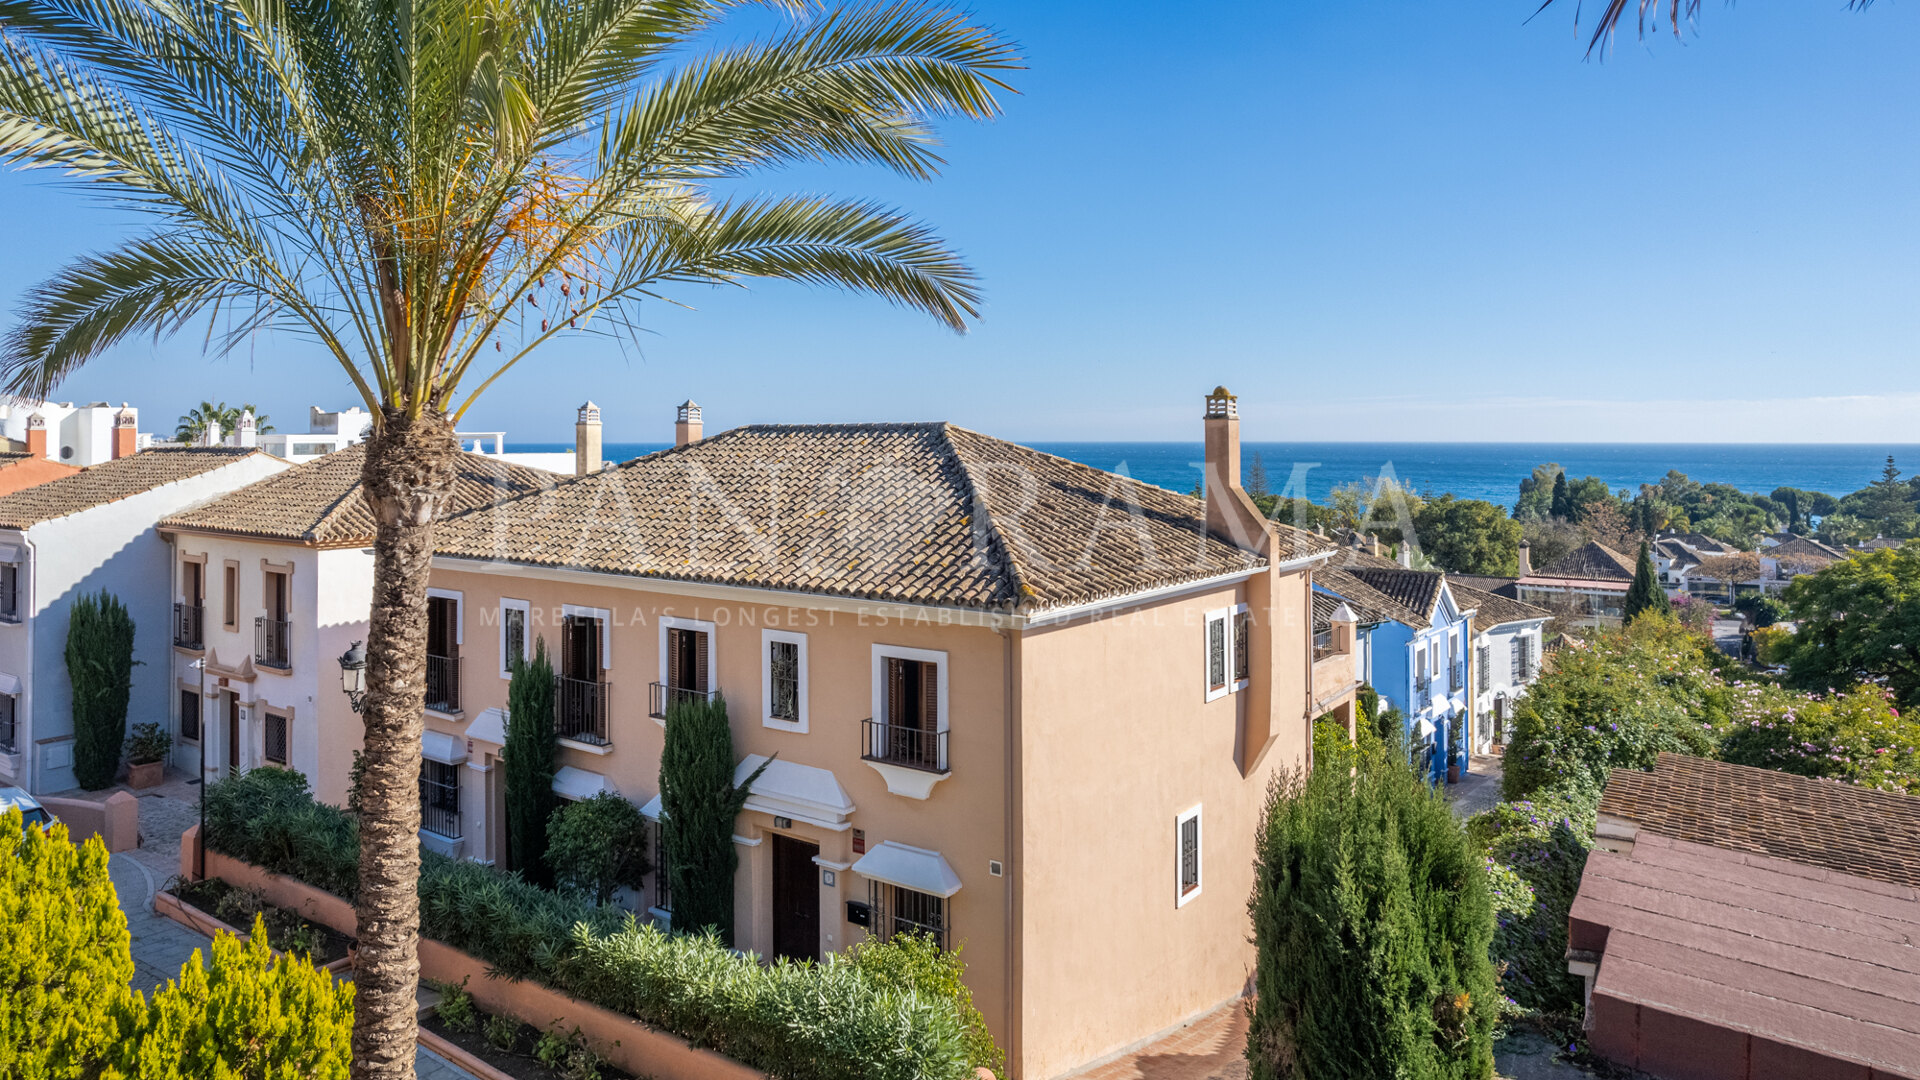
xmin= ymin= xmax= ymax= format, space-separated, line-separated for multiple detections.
xmin=202 ymin=770 xmax=995 ymax=1079
xmin=1465 ymin=790 xmax=1595 ymax=1016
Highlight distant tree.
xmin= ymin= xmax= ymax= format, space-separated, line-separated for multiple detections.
xmin=1854 ymin=456 xmax=1918 ymax=537
xmin=1576 ymin=500 xmax=1641 ymax=556
xmin=1782 ymin=545 xmax=1920 ymax=708
xmin=1247 ymin=453 xmax=1271 ymax=498
xmin=1693 ymin=552 xmax=1764 ymax=605
xmin=1513 ymin=463 xmax=1562 ymax=520
xmin=172 ymin=401 xmax=274 ymax=442
xmin=504 ymin=638 xmax=558 ymax=886
xmin=1564 ymin=475 xmax=1616 ymax=521
xmin=66 ymin=590 xmax=136 ymax=790
xmin=546 ymin=792 xmax=650 ymax=905
xmin=1521 ymin=518 xmax=1583 ymax=574
xmin=1622 ymin=542 xmax=1670 ymax=625
xmin=1413 ymin=495 xmax=1521 ymax=576
xmin=1549 ymin=472 xmax=1573 ymax=521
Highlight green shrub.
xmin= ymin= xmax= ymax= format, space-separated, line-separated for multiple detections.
xmin=560 ymin=921 xmax=973 ymax=1080
xmin=204 ymin=768 xmax=360 ymax=897
xmin=547 ymin=792 xmax=650 ymax=904
xmin=111 ymin=914 xmax=354 ymax=1079
xmin=1719 ymin=682 xmax=1920 ymax=793
xmin=505 ymin=637 xmax=559 ymax=884
xmin=416 ymin=854 xmax=624 ymax=982
xmin=848 ymin=932 xmax=1003 ymax=1077
xmin=1466 ymin=790 xmax=1595 ymax=1016
xmin=483 ymin=1013 xmax=521 ymax=1052
xmin=0 ymin=809 xmax=136 ymax=1078
xmin=66 ymin=590 xmax=137 ymax=790
xmin=1502 ymin=614 xmax=1725 ymax=802
xmin=1248 ymin=753 xmax=1497 ymax=1078
xmin=660 ymin=693 xmax=765 ymax=944
xmin=433 ymin=977 xmax=478 ymax=1033
xmin=124 ymin=722 xmax=171 ymax=766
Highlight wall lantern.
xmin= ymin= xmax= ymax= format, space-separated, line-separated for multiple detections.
xmin=338 ymin=640 xmax=369 ymax=713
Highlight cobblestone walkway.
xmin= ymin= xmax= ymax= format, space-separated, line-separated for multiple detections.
xmin=105 ymin=791 xmax=475 ymax=1079
xmin=1446 ymin=754 xmax=1506 ymax=818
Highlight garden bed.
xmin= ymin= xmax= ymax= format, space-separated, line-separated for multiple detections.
xmin=422 ymin=983 xmax=635 ymax=1080
xmin=166 ymin=876 xmax=354 ymax=968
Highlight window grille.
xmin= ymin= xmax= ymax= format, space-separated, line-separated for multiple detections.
xmin=653 ymin=822 xmax=673 ymax=914
xmin=503 ymin=606 xmax=526 ymax=669
xmin=769 ymin=640 xmax=800 ymax=721
xmin=1206 ymin=616 xmax=1226 ymax=691
xmin=419 ymin=760 xmax=461 ymax=838
xmin=0 ymin=695 xmax=15 ymax=754
xmin=1477 ymin=645 xmax=1490 ymax=693
xmin=179 ymin=690 xmax=200 ymax=742
xmin=868 ymin=882 xmax=947 ymax=950
xmin=1232 ymin=610 xmax=1250 ymax=683
xmin=264 ymin=712 xmax=288 ymax=765
xmin=1178 ymin=809 xmax=1202 ymax=902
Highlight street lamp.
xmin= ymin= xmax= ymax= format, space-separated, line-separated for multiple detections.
xmin=338 ymin=640 xmax=368 ymax=713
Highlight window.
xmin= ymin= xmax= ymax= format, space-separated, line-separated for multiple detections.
xmin=558 ymin=609 xmax=611 ymax=743
xmin=652 ymin=823 xmax=673 ymax=915
xmin=1176 ymin=805 xmax=1203 ymax=906
xmin=761 ymin=629 xmax=808 ymax=732
xmin=1513 ymin=635 xmax=1534 ymax=682
xmin=1232 ymin=607 xmax=1251 ymax=686
xmin=179 ymin=689 xmax=200 ymax=742
xmin=425 ymin=591 xmax=461 ymax=713
xmin=498 ymin=598 xmax=530 ymax=678
xmin=263 ymin=711 xmax=288 ymax=766
xmin=1476 ymin=645 xmax=1490 ymax=694
xmin=870 ymin=645 xmax=948 ymax=771
xmin=420 ymin=760 xmax=461 ymax=838
xmin=654 ymin=615 xmax=713 ymax=721
xmin=0 ymin=563 xmax=17 ymax=622
xmin=869 ymin=881 xmax=947 ymax=950
xmin=222 ymin=563 xmax=238 ymax=628
xmin=0 ymin=694 xmax=15 ymax=754
xmin=1205 ymin=609 xmax=1228 ymax=701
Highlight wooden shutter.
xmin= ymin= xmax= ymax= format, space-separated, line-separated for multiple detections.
xmin=693 ymin=630 xmax=708 ymax=692
xmin=666 ymin=625 xmax=681 ymax=689
xmin=887 ymin=658 xmax=906 ymax=726
xmin=920 ymin=661 xmax=938 ymax=733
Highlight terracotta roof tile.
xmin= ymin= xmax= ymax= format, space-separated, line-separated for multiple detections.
xmin=1314 ymin=567 xmax=1427 ymax=629
xmin=432 ymin=423 xmax=1327 ymax=612
xmin=1450 ymin=581 xmax=1549 ymax=628
xmin=1344 ymin=567 xmax=1443 ymax=621
xmin=161 ymin=445 xmax=557 ymax=546
xmin=1601 ymin=753 xmax=1920 ymax=890
xmin=1532 ymin=540 xmax=1636 ymax=582
xmin=0 ymin=447 xmax=265 ymax=529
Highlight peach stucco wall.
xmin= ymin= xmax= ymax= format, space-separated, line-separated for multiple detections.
xmin=424 ymin=566 xmax=1014 ymax=1051
xmin=1011 ymin=566 xmax=1314 ymax=1079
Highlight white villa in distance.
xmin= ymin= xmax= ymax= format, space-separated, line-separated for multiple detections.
xmin=0 ymin=398 xmax=157 ymax=465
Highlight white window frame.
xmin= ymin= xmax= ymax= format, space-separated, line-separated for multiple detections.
xmin=1204 ymin=607 xmax=1230 ymax=702
xmin=871 ymin=643 xmax=949 ymax=737
xmin=425 ymin=587 xmax=464 ymax=647
xmin=658 ymin=613 xmax=713 ymax=684
xmin=1175 ymin=804 xmax=1203 ymax=908
xmin=761 ymin=629 xmax=808 ymax=733
xmin=498 ymin=597 xmax=531 ymax=679
xmin=566 ymin=604 xmax=614 ymax=670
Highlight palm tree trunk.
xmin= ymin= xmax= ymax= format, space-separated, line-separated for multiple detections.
xmin=353 ymin=409 xmax=459 ymax=1080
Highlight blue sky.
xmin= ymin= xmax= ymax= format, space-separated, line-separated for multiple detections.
xmin=0 ymin=1 xmax=1914 ymax=444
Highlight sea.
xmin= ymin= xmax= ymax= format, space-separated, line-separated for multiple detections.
xmin=509 ymin=441 xmax=1920 ymax=507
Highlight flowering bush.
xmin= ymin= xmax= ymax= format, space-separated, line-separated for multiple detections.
xmin=1502 ymin=615 xmax=1726 ymax=803
xmin=1467 ymin=792 xmax=1595 ymax=1017
xmin=1719 ymin=683 xmax=1920 ymax=793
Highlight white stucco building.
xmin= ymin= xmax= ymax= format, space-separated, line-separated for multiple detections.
xmin=1453 ymin=584 xmax=1551 ymax=751
xmin=0 ymin=448 xmax=290 ymax=793
xmin=157 ymin=445 xmax=553 ymax=809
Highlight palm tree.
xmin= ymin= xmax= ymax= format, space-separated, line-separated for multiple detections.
xmin=0 ymin=3 xmax=1017 ymax=1076
xmin=1534 ymin=0 xmax=1877 ymax=57
xmin=174 ymin=400 xmax=274 ymax=442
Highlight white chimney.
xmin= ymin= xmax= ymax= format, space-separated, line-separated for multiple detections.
xmin=1518 ymin=539 xmax=1532 ymax=577
xmin=236 ymin=409 xmax=258 ymax=448
xmin=199 ymin=419 xmax=223 ymax=448
xmin=576 ymin=401 xmax=603 ymax=475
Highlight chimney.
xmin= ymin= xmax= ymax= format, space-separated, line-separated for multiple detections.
xmin=199 ymin=418 xmax=222 ymax=447
xmin=1202 ymin=387 xmax=1267 ymax=552
xmin=235 ymin=409 xmax=258 ymax=448
xmin=674 ymin=400 xmax=702 ymax=448
xmin=1517 ymin=539 xmax=1532 ymax=577
xmin=575 ymin=401 xmax=603 ymax=475
xmin=25 ymin=412 xmax=47 ymax=459
xmin=1369 ymin=534 xmax=1381 ymax=558
xmin=1397 ymin=544 xmax=1412 ymax=569
xmin=112 ymin=406 xmax=137 ymax=459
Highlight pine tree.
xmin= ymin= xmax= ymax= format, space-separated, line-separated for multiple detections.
xmin=1549 ymin=471 xmax=1572 ymax=522
xmin=660 ymin=693 xmax=767 ymax=945
xmin=504 ymin=638 xmax=558 ymax=886
xmin=1247 ymin=453 xmax=1271 ymax=498
xmin=0 ymin=809 xmax=137 ymax=1076
xmin=1622 ymin=541 xmax=1671 ymax=624
xmin=65 ymin=590 xmax=137 ymax=790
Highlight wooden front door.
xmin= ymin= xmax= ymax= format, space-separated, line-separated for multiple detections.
xmin=771 ymin=834 xmax=820 ymax=963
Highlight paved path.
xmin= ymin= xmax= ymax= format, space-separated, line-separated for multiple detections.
xmin=1447 ymin=754 xmax=1506 ymax=818
xmin=1069 ymin=1001 xmax=1248 ymax=1080
xmin=105 ymin=788 xmax=475 ymax=1080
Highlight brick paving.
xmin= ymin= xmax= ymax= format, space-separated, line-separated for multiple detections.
xmin=1070 ymin=1001 xmax=1248 ymax=1080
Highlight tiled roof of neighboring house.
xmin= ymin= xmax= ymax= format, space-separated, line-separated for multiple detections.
xmin=1315 ymin=567 xmax=1428 ymax=629
xmin=1343 ymin=566 xmax=1443 ymax=621
xmin=1768 ymin=536 xmax=1846 ymax=563
xmin=1600 ymin=753 xmax=1920 ymax=890
xmin=0 ymin=447 xmax=265 ymax=529
xmin=1660 ymin=532 xmax=1736 ymax=555
xmin=0 ymin=453 xmax=81 ymax=497
xmin=1531 ymin=540 xmax=1636 ymax=582
xmin=162 ymin=444 xmax=557 ymax=546
xmin=432 ymin=423 xmax=1331 ymax=612
xmin=1451 ymin=581 xmax=1549 ymax=628
xmin=1857 ymin=536 xmax=1906 ymax=552
xmin=1311 ymin=590 xmax=1343 ymax=634
xmin=1447 ymin=573 xmax=1519 ymax=597
xmin=1653 ymin=539 xmax=1700 ymax=569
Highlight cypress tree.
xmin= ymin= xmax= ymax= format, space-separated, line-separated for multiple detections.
xmin=66 ymin=590 xmax=136 ymax=790
xmin=1622 ymin=541 xmax=1670 ymax=625
xmin=1548 ymin=471 xmax=1572 ymax=521
xmin=660 ymin=693 xmax=767 ymax=945
xmin=504 ymin=637 xmax=558 ymax=885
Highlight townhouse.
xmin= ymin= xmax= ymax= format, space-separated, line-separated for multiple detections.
xmin=156 ymin=446 xmax=553 ymax=798
xmin=411 ymin=390 xmax=1348 ymax=1080
xmin=0 ymin=447 xmax=289 ymax=792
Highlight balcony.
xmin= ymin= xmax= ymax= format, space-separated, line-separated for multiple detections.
xmin=425 ymin=653 xmax=461 ymax=713
xmin=254 ymin=617 xmax=290 ymax=670
xmin=648 ymin=681 xmax=716 ymax=722
xmin=861 ymin=718 xmax=951 ymax=800
xmin=1449 ymin=663 xmax=1464 ymax=694
xmin=557 ymin=676 xmax=610 ymax=746
xmin=174 ymin=602 xmax=203 ymax=649
xmin=1312 ymin=629 xmax=1336 ymax=662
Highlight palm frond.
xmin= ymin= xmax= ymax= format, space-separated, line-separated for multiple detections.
xmin=1536 ymin=0 xmax=1878 ymax=57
